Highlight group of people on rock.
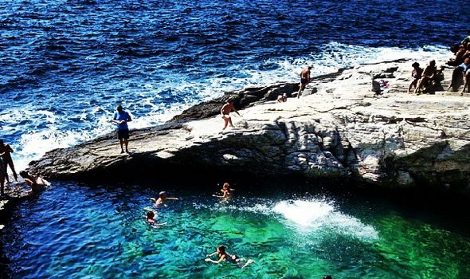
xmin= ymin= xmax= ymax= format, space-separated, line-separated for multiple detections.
xmin=408 ymin=60 xmax=444 ymax=94
xmin=409 ymin=31 xmax=470 ymax=95
xmin=446 ymin=32 xmax=470 ymax=94
xmin=0 ymin=139 xmax=48 ymax=196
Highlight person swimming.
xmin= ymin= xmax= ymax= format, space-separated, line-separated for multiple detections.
xmin=212 ymin=182 xmax=235 ymax=199
xmin=19 ymin=170 xmax=50 ymax=194
xmin=205 ymin=245 xmax=255 ymax=268
xmin=146 ymin=210 xmax=166 ymax=226
xmin=150 ymin=191 xmax=179 ymax=208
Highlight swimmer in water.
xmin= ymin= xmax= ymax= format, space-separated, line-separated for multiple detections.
xmin=150 ymin=191 xmax=179 ymax=208
xmin=212 ymin=182 xmax=235 ymax=199
xmin=205 ymin=245 xmax=255 ymax=268
xmin=146 ymin=210 xmax=166 ymax=226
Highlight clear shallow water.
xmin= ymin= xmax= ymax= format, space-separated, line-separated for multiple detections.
xmin=2 ymin=182 xmax=470 ymax=278
xmin=1 ymin=0 xmax=469 ymax=170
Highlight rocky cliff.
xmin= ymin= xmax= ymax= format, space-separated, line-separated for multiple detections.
xmin=29 ymin=59 xmax=470 ymax=196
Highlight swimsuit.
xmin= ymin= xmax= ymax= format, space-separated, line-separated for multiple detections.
xmin=301 ymin=78 xmax=309 ymax=85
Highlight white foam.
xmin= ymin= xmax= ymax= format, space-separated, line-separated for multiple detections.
xmin=273 ymin=199 xmax=378 ymax=241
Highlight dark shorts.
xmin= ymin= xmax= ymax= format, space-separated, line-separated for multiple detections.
xmin=117 ymin=129 xmax=129 ymax=139
xmin=301 ymin=78 xmax=309 ymax=85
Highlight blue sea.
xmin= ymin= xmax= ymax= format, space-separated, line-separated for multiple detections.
xmin=2 ymin=0 xmax=470 ymax=278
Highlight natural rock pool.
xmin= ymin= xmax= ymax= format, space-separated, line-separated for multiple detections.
xmin=2 ymin=182 xmax=470 ymax=278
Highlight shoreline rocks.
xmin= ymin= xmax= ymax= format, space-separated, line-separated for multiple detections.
xmin=28 ymin=59 xmax=470 ymax=197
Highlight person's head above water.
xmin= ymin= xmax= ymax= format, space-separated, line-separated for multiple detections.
xmin=222 ymin=182 xmax=230 ymax=189
xmin=147 ymin=211 xmax=155 ymax=219
xmin=412 ymin=62 xmax=420 ymax=68
xmin=159 ymin=191 xmax=167 ymax=198
xmin=116 ymin=105 xmax=123 ymax=112
xmin=217 ymin=245 xmax=226 ymax=254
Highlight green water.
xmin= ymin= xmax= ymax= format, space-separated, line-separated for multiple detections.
xmin=2 ymin=182 xmax=470 ymax=278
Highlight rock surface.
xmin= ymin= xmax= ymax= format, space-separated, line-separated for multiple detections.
xmin=29 ymin=59 xmax=470 ymax=196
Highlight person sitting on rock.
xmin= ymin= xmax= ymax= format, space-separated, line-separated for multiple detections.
xmin=19 ymin=170 xmax=50 ymax=194
xmin=415 ymin=60 xmax=438 ymax=94
xmin=205 ymin=245 xmax=255 ymax=268
xmin=408 ymin=62 xmax=424 ymax=93
xmin=212 ymin=182 xmax=235 ymax=199
xmin=448 ymin=44 xmax=467 ymax=66
xmin=150 ymin=191 xmax=179 ymax=208
xmin=220 ymin=99 xmax=241 ymax=130
xmin=277 ymin=93 xmax=288 ymax=102
xmin=448 ymin=58 xmax=470 ymax=94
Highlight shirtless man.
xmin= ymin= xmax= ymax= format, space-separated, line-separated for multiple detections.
xmin=150 ymin=191 xmax=179 ymax=208
xmin=220 ymin=99 xmax=240 ymax=130
xmin=0 ymin=140 xmax=18 ymax=182
xmin=415 ymin=60 xmax=437 ymax=94
xmin=297 ymin=66 xmax=312 ymax=98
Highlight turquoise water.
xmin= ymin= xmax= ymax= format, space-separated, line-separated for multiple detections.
xmin=3 ymin=182 xmax=470 ymax=278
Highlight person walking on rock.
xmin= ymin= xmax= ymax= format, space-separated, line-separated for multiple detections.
xmin=220 ymin=99 xmax=240 ymax=130
xmin=112 ymin=105 xmax=132 ymax=153
xmin=297 ymin=66 xmax=312 ymax=98
xmin=0 ymin=139 xmax=18 ymax=183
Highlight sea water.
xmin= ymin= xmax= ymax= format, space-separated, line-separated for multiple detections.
xmin=2 ymin=0 xmax=470 ymax=277
xmin=2 ymin=182 xmax=470 ymax=278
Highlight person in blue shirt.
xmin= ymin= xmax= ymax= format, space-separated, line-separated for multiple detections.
xmin=112 ymin=105 xmax=132 ymax=153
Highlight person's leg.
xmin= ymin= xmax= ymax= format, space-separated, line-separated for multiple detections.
xmin=448 ymin=68 xmax=461 ymax=92
xmin=297 ymin=83 xmax=305 ymax=98
xmin=228 ymin=116 xmax=234 ymax=128
xmin=0 ymin=173 xmax=4 ymax=195
xmin=408 ymin=80 xmax=416 ymax=93
xmin=6 ymin=160 xmax=17 ymax=181
xmin=124 ymin=138 xmax=129 ymax=153
xmin=119 ymin=138 xmax=125 ymax=153
xmin=461 ymin=72 xmax=470 ymax=95
xmin=222 ymin=117 xmax=229 ymax=130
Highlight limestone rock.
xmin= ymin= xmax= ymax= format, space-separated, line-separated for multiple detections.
xmin=28 ymin=59 xmax=470 ymax=197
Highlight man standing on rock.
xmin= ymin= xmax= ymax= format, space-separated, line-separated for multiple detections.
xmin=0 ymin=139 xmax=18 ymax=183
xmin=221 ymin=98 xmax=240 ymax=130
xmin=112 ymin=105 xmax=132 ymax=153
xmin=297 ymin=66 xmax=312 ymax=98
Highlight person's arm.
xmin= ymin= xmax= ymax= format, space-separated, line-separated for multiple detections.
xmin=220 ymin=104 xmax=226 ymax=116
xmin=24 ymin=178 xmax=34 ymax=187
xmin=232 ymin=105 xmax=241 ymax=116
xmin=166 ymin=197 xmax=178 ymax=201
xmin=126 ymin=113 xmax=132 ymax=123
xmin=205 ymin=255 xmax=226 ymax=264
xmin=112 ymin=112 xmax=120 ymax=124
xmin=206 ymin=251 xmax=218 ymax=257
xmin=6 ymin=145 xmax=13 ymax=153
